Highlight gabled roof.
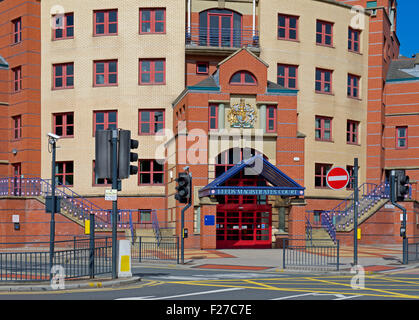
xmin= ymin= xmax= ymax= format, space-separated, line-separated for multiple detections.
xmin=199 ymin=155 xmax=305 ymax=198
xmin=217 ymin=47 xmax=269 ymax=68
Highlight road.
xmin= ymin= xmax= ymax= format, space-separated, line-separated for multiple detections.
xmin=1 ymin=264 xmax=419 ymax=302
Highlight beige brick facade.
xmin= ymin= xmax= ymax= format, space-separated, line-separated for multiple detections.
xmin=41 ymin=0 xmax=185 ymax=196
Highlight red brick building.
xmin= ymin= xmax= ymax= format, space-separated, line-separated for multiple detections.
xmin=0 ymin=0 xmax=417 ymax=250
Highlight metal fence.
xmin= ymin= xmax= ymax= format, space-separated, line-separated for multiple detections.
xmin=130 ymin=236 xmax=179 ymax=263
xmin=282 ymin=239 xmax=340 ymax=271
xmin=407 ymin=237 xmax=419 ymax=263
xmin=0 ymin=236 xmax=112 ymax=282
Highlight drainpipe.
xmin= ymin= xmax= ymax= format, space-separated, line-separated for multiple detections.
xmin=187 ymin=0 xmax=191 ymax=42
xmin=252 ymin=0 xmax=258 ymax=46
xmin=252 ymin=0 xmax=256 ymax=36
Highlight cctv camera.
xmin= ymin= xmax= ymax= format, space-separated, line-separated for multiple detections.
xmin=47 ymin=132 xmax=61 ymax=140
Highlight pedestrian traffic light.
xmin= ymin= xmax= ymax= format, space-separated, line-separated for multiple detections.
xmin=175 ymin=172 xmax=191 ymax=204
xmin=95 ymin=130 xmax=112 ymax=179
xmin=395 ymin=170 xmax=410 ymax=202
xmin=118 ymin=130 xmax=139 ymax=179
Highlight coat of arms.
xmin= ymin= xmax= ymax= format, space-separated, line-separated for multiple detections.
xmin=227 ymin=98 xmax=257 ymax=128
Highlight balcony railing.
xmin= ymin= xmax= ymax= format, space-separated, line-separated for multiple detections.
xmin=186 ymin=24 xmax=259 ymax=49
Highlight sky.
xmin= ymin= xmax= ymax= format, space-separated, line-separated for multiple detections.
xmin=396 ymin=0 xmax=419 ymax=57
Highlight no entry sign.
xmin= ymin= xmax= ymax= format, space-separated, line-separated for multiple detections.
xmin=326 ymin=167 xmax=350 ymax=190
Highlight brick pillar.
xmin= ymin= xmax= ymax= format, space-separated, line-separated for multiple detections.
xmin=200 ymin=204 xmax=217 ymax=249
xmin=288 ymin=199 xmax=306 ymax=246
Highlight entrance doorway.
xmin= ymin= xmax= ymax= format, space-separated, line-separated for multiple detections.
xmin=214 ymin=148 xmax=272 ymax=248
xmin=216 ymin=204 xmax=272 ymax=249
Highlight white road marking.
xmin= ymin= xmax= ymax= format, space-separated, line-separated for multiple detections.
xmin=271 ymin=293 xmax=315 ymax=300
xmin=151 ymin=273 xmax=284 ymax=281
xmin=272 ymin=292 xmax=363 ymax=300
xmin=115 ymin=296 xmax=155 ymax=300
xmin=116 ymin=288 xmax=244 ymax=301
xmin=333 ymin=295 xmax=362 ymax=300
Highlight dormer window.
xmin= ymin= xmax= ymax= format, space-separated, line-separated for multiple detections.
xmin=229 ymin=71 xmax=256 ymax=85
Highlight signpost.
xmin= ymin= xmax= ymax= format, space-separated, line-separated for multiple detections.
xmin=326 ymin=162 xmax=358 ymax=266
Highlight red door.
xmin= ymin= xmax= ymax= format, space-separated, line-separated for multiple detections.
xmin=216 ymin=204 xmax=272 ymax=249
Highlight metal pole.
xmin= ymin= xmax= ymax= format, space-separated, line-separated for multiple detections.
xmin=390 ymin=170 xmax=408 ymax=264
xmin=181 ymin=203 xmax=191 ymax=265
xmin=181 ymin=171 xmax=192 ymax=265
xmin=111 ymin=129 xmax=118 ymax=278
xmin=353 ymin=158 xmax=359 ymax=266
xmin=89 ymin=213 xmax=95 ymax=279
xmin=49 ymin=138 xmax=56 ymax=279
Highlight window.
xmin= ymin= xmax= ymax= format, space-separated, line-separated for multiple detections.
xmin=93 ymin=110 xmax=117 ymax=135
xmin=53 ymin=63 xmax=74 ymax=89
xmin=315 ymin=163 xmax=332 ymax=188
xmin=348 ymin=28 xmax=360 ymax=53
xmin=347 ymin=120 xmax=359 ymax=144
xmin=53 ymin=112 xmax=74 ymax=138
xmin=12 ymin=66 xmax=22 ymax=92
xmin=315 ymin=116 xmax=332 ymax=141
xmin=55 ymin=161 xmax=74 ymax=186
xmin=278 ymin=14 xmax=298 ymax=41
xmin=199 ymin=9 xmax=242 ymax=47
xmin=229 ymin=71 xmax=256 ymax=85
xmin=138 ymin=160 xmax=164 ymax=185
xmin=266 ymin=106 xmax=277 ymax=133
xmin=346 ymin=165 xmax=354 ymax=190
xmin=12 ymin=18 xmax=22 ymax=44
xmin=93 ymin=161 xmax=111 ymax=186
xmin=348 ymin=74 xmax=360 ymax=98
xmin=94 ymin=60 xmax=118 ymax=86
xmin=139 ymin=8 xmax=165 ymax=34
xmin=316 ymin=20 xmax=333 ymax=46
xmin=277 ymin=64 xmax=297 ymax=89
xmin=94 ymin=9 xmax=118 ymax=36
xmin=12 ymin=115 xmax=22 ymax=140
xmin=53 ymin=13 xmax=74 ymax=40
xmin=396 ymin=126 xmax=407 ymax=149
xmin=196 ymin=62 xmax=209 ymax=75
xmin=209 ymin=104 xmax=218 ymax=130
xmin=315 ymin=68 xmax=332 ymax=94
xmin=139 ymin=210 xmax=152 ymax=223
xmin=139 ymin=59 xmax=165 ymax=85
xmin=139 ymin=109 xmax=165 ymax=134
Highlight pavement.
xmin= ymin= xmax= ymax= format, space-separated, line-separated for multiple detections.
xmin=1 ymin=244 xmax=419 ymax=292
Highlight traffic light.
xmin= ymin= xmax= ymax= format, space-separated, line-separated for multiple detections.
xmin=95 ymin=130 xmax=112 ymax=179
xmin=395 ymin=170 xmax=410 ymax=202
xmin=118 ymin=130 xmax=139 ymax=179
xmin=175 ymin=172 xmax=191 ymax=204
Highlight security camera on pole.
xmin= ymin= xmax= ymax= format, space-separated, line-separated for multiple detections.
xmin=47 ymin=132 xmax=61 ymax=280
xmin=175 ymin=166 xmax=192 ymax=264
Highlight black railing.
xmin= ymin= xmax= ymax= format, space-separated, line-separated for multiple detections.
xmin=130 ymin=236 xmax=179 ymax=263
xmin=407 ymin=237 xmax=419 ymax=263
xmin=186 ymin=25 xmax=259 ymax=49
xmin=282 ymin=238 xmax=340 ymax=271
xmin=0 ymin=237 xmax=112 ymax=282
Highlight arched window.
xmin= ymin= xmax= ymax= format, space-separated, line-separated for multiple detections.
xmin=199 ymin=9 xmax=242 ymax=48
xmin=215 ymin=148 xmax=266 ymax=177
xmin=229 ymin=71 xmax=257 ymax=85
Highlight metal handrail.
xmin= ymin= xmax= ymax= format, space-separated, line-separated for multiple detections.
xmin=186 ymin=24 xmax=259 ymax=48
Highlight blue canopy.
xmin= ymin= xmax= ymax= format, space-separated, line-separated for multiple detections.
xmin=199 ymin=155 xmax=305 ymax=197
